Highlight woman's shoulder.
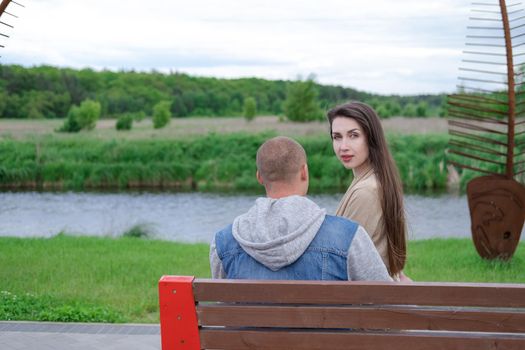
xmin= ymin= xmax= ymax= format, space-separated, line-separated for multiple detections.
xmin=349 ymin=186 xmax=380 ymax=206
xmin=337 ymin=171 xmax=381 ymax=216
xmin=350 ymin=172 xmax=379 ymax=193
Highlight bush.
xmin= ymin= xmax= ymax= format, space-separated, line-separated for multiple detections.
xmin=243 ymin=97 xmax=257 ymax=121
xmin=284 ymin=78 xmax=323 ymax=122
xmin=58 ymin=99 xmax=101 ymax=132
xmin=152 ymin=101 xmax=172 ymax=129
xmin=116 ymin=114 xmax=133 ymax=131
xmin=58 ymin=116 xmax=81 ymax=132
xmin=122 ymin=224 xmax=153 ymax=238
xmin=131 ymin=111 xmax=146 ymax=122
xmin=0 ymin=290 xmax=122 ymax=323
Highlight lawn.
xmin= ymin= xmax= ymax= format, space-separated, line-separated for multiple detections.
xmin=1 ymin=235 xmax=523 ymax=323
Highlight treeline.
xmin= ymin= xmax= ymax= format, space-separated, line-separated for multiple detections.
xmin=0 ymin=64 xmax=447 ymax=120
xmin=0 ymin=133 xmax=448 ymax=192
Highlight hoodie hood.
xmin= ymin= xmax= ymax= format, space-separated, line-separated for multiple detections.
xmin=232 ymin=195 xmax=326 ymax=271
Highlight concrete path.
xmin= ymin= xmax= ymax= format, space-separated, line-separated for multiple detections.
xmin=0 ymin=321 xmax=160 ymax=350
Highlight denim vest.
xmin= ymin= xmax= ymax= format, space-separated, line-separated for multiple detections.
xmin=215 ymin=215 xmax=358 ymax=280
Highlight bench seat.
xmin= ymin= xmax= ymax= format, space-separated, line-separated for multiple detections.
xmin=158 ymin=276 xmax=525 ymax=349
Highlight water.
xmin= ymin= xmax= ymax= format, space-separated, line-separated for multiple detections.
xmin=0 ymin=191 xmax=494 ymax=242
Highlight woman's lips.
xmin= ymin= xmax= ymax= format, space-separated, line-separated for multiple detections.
xmin=341 ymin=155 xmax=354 ymax=162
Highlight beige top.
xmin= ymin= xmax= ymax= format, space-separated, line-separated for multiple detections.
xmin=336 ymin=165 xmax=390 ymax=274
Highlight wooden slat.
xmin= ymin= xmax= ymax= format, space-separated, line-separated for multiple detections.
xmin=449 ymin=111 xmax=508 ymax=125
xmin=448 ymin=119 xmax=507 ymax=135
xmin=192 ymin=280 xmax=525 ymax=307
xmin=446 ymin=160 xmax=500 ymax=176
xmin=199 ymin=329 xmax=525 ymax=350
xmin=448 ymin=100 xmax=508 ymax=115
xmin=447 ymin=148 xmax=506 ymax=166
xmin=197 ymin=304 xmax=525 ymax=333
xmin=0 ymin=1 xmax=12 ymax=18
xmin=448 ymin=93 xmax=508 ymax=105
xmin=449 ymin=139 xmax=507 ymax=157
xmin=449 ymin=129 xmax=508 ymax=146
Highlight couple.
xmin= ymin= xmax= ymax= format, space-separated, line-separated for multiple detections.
xmin=210 ymin=101 xmax=410 ymax=282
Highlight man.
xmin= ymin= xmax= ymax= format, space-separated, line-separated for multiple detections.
xmin=210 ymin=136 xmax=392 ymax=281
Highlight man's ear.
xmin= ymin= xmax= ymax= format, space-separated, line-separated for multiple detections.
xmin=300 ymin=163 xmax=308 ymax=181
xmin=256 ymin=170 xmax=264 ymax=185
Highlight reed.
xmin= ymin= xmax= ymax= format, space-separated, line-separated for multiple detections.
xmin=0 ymin=133 xmax=450 ymax=192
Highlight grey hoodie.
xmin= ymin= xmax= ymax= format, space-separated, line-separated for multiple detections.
xmin=210 ymin=195 xmax=392 ymax=281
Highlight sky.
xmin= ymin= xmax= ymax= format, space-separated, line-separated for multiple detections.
xmin=0 ymin=0 xmax=474 ymax=95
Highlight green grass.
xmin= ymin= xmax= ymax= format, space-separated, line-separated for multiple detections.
xmin=406 ymin=238 xmax=525 ymax=282
xmin=0 ymin=132 xmax=450 ymax=192
xmin=0 ymin=235 xmax=210 ymax=323
xmin=0 ymin=235 xmax=523 ymax=323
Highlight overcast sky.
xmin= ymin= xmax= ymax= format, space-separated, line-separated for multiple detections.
xmin=0 ymin=0 xmax=473 ymax=95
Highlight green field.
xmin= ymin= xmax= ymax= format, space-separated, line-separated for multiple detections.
xmin=0 ymin=116 xmax=448 ymax=141
xmin=0 ymin=235 xmax=523 ymax=323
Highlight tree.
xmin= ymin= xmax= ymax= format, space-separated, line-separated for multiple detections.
xmin=153 ymin=100 xmax=172 ymax=129
xmin=171 ymin=95 xmax=188 ymax=117
xmin=58 ymin=99 xmax=101 ymax=132
xmin=284 ymin=78 xmax=323 ymax=122
xmin=116 ymin=113 xmax=133 ymax=130
xmin=387 ymin=100 xmax=402 ymax=116
xmin=243 ymin=97 xmax=257 ymax=121
xmin=375 ymin=104 xmax=391 ymax=119
xmin=402 ymin=103 xmax=417 ymax=117
xmin=271 ymin=99 xmax=282 ymax=115
xmin=75 ymin=99 xmax=101 ymax=130
xmin=416 ymin=101 xmax=428 ymax=117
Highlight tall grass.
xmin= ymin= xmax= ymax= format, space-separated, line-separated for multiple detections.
xmin=0 ymin=235 xmax=523 ymax=323
xmin=0 ymin=133 xmax=449 ymax=192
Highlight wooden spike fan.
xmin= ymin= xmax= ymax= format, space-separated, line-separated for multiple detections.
xmin=0 ymin=0 xmax=24 ymax=54
xmin=448 ymin=0 xmax=525 ymax=260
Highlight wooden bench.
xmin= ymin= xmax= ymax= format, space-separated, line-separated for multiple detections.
xmin=158 ymin=275 xmax=525 ymax=349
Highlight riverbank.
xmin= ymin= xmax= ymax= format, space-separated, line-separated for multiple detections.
xmin=1 ymin=235 xmax=523 ymax=323
xmin=0 ymin=132 xmax=450 ymax=192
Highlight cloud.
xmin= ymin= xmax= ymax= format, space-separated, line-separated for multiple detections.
xmin=1 ymin=0 xmax=475 ymax=94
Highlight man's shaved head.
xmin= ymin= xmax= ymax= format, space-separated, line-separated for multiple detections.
xmin=256 ymin=136 xmax=307 ymax=183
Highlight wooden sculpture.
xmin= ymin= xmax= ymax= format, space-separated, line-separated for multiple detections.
xmin=448 ymin=0 xmax=525 ymax=260
xmin=0 ymin=0 xmax=24 ymax=54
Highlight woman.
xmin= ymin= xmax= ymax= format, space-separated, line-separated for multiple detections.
xmin=327 ymin=101 xmax=410 ymax=281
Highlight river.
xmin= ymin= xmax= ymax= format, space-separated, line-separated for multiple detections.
xmin=0 ymin=191 xmax=502 ymax=242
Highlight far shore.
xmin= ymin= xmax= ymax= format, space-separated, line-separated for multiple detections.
xmin=0 ymin=115 xmax=448 ymax=141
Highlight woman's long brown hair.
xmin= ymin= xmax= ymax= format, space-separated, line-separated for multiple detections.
xmin=327 ymin=101 xmax=407 ymax=275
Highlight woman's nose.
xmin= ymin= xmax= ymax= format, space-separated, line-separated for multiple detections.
xmin=340 ymin=138 xmax=350 ymax=150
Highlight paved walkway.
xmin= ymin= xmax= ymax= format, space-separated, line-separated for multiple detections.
xmin=0 ymin=321 xmax=161 ymax=350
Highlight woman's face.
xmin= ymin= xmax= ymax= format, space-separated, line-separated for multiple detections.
xmin=331 ymin=117 xmax=370 ymax=173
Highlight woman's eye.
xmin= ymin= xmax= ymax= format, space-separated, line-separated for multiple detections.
xmin=333 ymin=134 xmax=341 ymax=140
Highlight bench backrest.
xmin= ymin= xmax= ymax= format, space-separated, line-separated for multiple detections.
xmin=158 ymin=276 xmax=525 ymax=349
